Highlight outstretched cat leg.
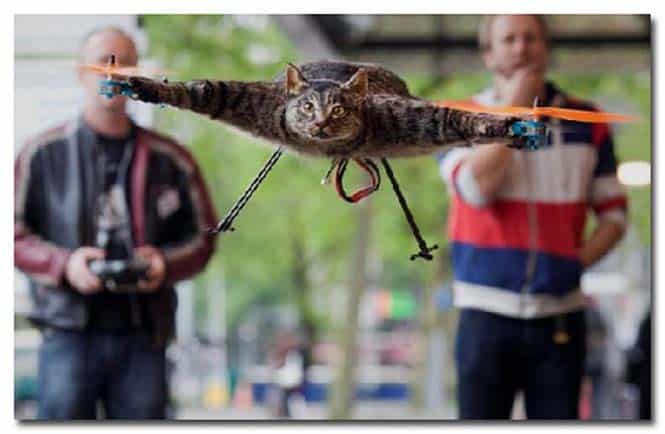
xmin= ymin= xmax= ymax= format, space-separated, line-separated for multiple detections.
xmin=361 ymin=95 xmax=525 ymax=158
xmin=127 ymin=76 xmax=289 ymax=144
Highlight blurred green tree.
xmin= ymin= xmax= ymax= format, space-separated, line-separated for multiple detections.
xmin=142 ymin=15 xmax=364 ymax=358
xmin=141 ymin=15 xmax=650 ymax=417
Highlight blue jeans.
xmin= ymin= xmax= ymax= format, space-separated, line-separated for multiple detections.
xmin=455 ymin=308 xmax=586 ymax=420
xmin=37 ymin=328 xmax=167 ymax=420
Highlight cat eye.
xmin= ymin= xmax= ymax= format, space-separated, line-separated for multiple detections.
xmin=331 ymin=106 xmax=347 ymax=118
xmin=302 ymin=102 xmax=314 ymax=113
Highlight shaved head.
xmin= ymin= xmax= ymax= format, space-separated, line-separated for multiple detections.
xmin=78 ymin=26 xmax=138 ymax=113
xmin=79 ymin=26 xmax=138 ymax=67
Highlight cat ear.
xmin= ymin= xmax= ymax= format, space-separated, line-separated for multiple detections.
xmin=285 ymin=63 xmax=309 ymax=96
xmin=342 ymin=68 xmax=368 ymax=97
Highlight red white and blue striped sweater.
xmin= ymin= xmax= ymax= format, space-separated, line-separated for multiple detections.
xmin=439 ymin=83 xmax=628 ymax=318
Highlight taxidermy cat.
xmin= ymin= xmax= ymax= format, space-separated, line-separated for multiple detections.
xmin=124 ymin=60 xmax=523 ymax=260
xmin=126 ymin=60 xmax=521 ymax=159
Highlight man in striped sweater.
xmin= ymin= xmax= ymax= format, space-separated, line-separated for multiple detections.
xmin=438 ymin=15 xmax=627 ymax=419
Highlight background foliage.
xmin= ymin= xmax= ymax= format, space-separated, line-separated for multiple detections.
xmin=141 ymin=15 xmax=651 ymax=334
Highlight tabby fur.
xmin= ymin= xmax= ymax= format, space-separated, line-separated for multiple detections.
xmin=128 ymin=60 xmax=519 ymax=158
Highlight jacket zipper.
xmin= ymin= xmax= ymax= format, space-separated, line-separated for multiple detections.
xmin=96 ymin=138 xmax=142 ymax=329
xmin=520 ymin=151 xmax=538 ymax=316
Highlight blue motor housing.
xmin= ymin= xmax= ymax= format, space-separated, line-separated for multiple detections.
xmin=510 ymin=120 xmax=550 ymax=151
xmin=98 ymin=79 xmax=136 ymax=99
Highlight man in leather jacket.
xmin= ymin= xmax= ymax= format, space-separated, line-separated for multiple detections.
xmin=14 ymin=27 xmax=217 ymax=419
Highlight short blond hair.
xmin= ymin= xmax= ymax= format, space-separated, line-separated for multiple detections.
xmin=478 ymin=15 xmax=549 ymax=52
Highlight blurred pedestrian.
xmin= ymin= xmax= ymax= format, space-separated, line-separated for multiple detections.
xmin=585 ymin=303 xmax=610 ymax=419
xmin=626 ymin=310 xmax=651 ymax=420
xmin=269 ymin=330 xmax=306 ymax=418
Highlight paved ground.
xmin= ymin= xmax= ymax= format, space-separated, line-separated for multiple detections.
xmin=176 ymin=401 xmax=455 ymax=421
xmin=17 ymin=399 xmax=455 ymax=420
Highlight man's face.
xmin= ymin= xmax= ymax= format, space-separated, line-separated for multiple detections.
xmin=482 ymin=15 xmax=549 ymax=79
xmin=78 ymin=31 xmax=138 ymax=112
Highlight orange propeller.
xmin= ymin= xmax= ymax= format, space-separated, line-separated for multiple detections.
xmin=78 ymin=55 xmax=171 ymax=79
xmin=439 ymin=100 xmax=638 ymax=124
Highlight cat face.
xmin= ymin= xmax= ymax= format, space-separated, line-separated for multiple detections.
xmin=284 ymin=64 xmax=367 ymax=149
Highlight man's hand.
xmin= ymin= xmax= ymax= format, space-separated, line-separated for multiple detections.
xmin=502 ymin=65 xmax=545 ymax=107
xmin=463 ymin=143 xmax=515 ymax=205
xmin=65 ymin=247 xmax=105 ymax=294
xmin=579 ymin=220 xmax=626 ymax=269
xmin=135 ymin=245 xmax=166 ymax=292
xmin=127 ymin=76 xmax=162 ymax=104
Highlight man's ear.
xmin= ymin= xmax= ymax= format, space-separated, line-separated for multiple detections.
xmin=285 ymin=63 xmax=309 ymax=96
xmin=341 ymin=68 xmax=368 ymax=97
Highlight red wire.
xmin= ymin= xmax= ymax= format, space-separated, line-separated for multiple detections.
xmin=333 ymin=158 xmax=380 ymax=203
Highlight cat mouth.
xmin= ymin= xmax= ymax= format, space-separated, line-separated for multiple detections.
xmin=309 ymin=131 xmax=351 ymax=142
xmin=310 ymin=133 xmax=334 ymax=141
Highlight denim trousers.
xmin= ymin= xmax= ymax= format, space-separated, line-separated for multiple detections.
xmin=455 ymin=308 xmax=586 ymax=420
xmin=37 ymin=328 xmax=167 ymax=420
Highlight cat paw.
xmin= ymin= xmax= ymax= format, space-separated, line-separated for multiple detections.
xmin=497 ymin=116 xmax=524 ymax=138
xmin=128 ymin=76 xmax=162 ymax=104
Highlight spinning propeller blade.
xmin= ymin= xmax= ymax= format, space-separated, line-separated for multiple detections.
xmin=439 ymin=101 xmax=638 ymax=124
xmin=77 ymin=62 xmax=171 ymax=78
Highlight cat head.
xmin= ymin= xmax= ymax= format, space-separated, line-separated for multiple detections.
xmin=283 ymin=63 xmax=367 ymax=148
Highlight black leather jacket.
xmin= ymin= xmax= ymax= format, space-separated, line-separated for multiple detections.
xmin=15 ymin=117 xmax=217 ymax=346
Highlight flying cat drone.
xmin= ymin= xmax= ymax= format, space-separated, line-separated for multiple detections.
xmin=80 ymin=57 xmax=635 ymax=261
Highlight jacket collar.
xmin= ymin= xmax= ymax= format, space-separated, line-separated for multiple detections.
xmin=76 ymin=115 xmax=137 ymax=145
xmin=130 ymin=126 xmax=150 ymax=247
